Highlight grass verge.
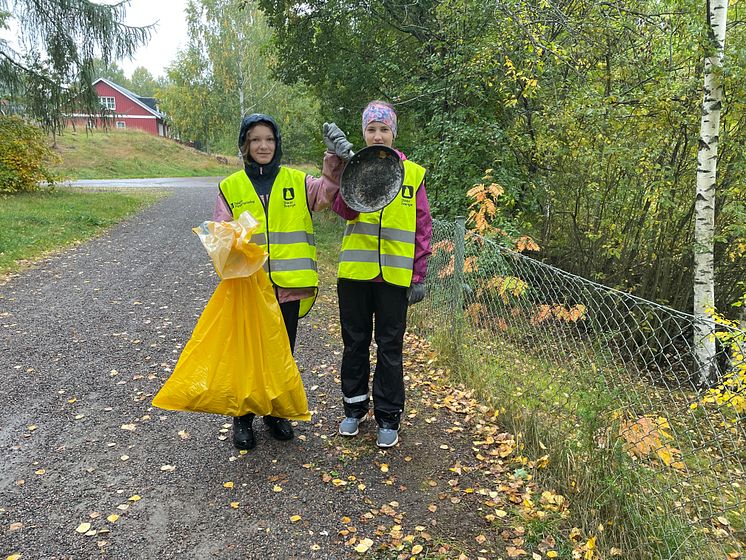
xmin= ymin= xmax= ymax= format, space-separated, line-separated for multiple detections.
xmin=412 ymin=309 xmax=731 ymax=560
xmin=0 ymin=187 xmax=166 ymax=275
xmin=51 ymin=129 xmax=239 ymax=180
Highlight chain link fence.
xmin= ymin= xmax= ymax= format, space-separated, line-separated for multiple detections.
xmin=410 ymin=218 xmax=745 ymax=559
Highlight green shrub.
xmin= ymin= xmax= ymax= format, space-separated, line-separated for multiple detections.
xmin=0 ymin=115 xmax=60 ymax=193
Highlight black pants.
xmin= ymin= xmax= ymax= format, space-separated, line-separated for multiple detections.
xmin=337 ymin=279 xmax=408 ymax=428
xmin=279 ymin=298 xmax=300 ymax=354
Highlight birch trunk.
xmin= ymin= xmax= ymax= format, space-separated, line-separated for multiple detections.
xmin=694 ymin=0 xmax=729 ymax=387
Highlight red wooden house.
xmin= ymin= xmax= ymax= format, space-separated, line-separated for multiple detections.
xmin=69 ymin=78 xmax=169 ymax=136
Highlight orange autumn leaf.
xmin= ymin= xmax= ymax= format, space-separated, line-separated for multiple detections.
xmin=432 ymin=239 xmax=454 ymax=255
xmin=488 ymin=182 xmax=504 ymax=198
xmin=619 ymin=416 xmax=685 ymax=470
xmin=531 ymin=304 xmax=552 ymax=325
xmin=515 ymin=235 xmax=540 ymax=252
xmin=438 ymin=256 xmax=455 ymax=279
xmin=464 ymin=256 xmax=478 ymax=273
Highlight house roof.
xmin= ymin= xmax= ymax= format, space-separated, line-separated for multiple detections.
xmin=138 ymin=97 xmax=159 ymax=111
xmin=93 ymin=77 xmax=164 ymax=118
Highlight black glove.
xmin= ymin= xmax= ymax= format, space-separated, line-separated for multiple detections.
xmin=406 ymin=282 xmax=426 ymax=305
xmin=323 ymin=122 xmax=354 ymax=161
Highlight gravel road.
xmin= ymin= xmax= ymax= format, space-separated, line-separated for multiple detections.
xmin=0 ymin=186 xmax=515 ymax=559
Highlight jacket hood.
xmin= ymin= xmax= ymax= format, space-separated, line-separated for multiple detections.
xmin=238 ymin=113 xmax=283 ymax=177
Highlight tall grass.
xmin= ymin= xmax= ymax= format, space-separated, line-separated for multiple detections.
xmin=424 ymin=320 xmax=714 ymax=559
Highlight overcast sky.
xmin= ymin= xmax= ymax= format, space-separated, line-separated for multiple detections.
xmin=0 ymin=0 xmax=190 ymax=79
xmin=118 ymin=0 xmax=190 ymax=78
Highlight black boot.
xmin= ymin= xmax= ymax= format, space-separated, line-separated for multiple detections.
xmin=263 ymin=416 xmax=294 ymax=441
xmin=232 ymin=413 xmax=256 ymax=450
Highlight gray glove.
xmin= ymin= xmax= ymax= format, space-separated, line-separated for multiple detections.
xmin=323 ymin=122 xmax=354 ymax=161
xmin=406 ymin=282 xmax=426 ymax=305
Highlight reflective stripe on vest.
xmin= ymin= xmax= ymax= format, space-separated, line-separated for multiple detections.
xmin=219 ymin=167 xmax=318 ymax=317
xmin=338 ymin=159 xmax=426 ymax=287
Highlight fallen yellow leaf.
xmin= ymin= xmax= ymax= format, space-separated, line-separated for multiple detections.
xmin=128 ymin=495 xmax=141 ymax=502
xmin=230 ymin=502 xmax=239 ymax=509
xmin=223 ymin=482 xmax=234 ymax=489
xmin=290 ymin=515 xmax=302 ymax=522
xmin=412 ymin=544 xmax=423 ymax=554
xmin=355 ymin=538 xmax=374 ymax=553
xmin=75 ymin=522 xmax=91 ymax=534
xmin=380 ymin=464 xmax=389 ymax=473
xmin=273 ymin=485 xmax=282 ymax=492
xmin=107 ymin=514 xmax=119 ymax=523
xmin=7 ymin=554 xmax=22 ymax=560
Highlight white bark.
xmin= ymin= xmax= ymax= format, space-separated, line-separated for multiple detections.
xmin=694 ymin=0 xmax=729 ymax=387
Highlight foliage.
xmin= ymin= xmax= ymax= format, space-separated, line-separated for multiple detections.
xmin=696 ymin=308 xmax=746 ymax=417
xmin=92 ymin=59 xmax=128 ymax=87
xmin=129 ymin=67 xmax=162 ymax=97
xmin=0 ymin=115 xmax=59 ymax=193
xmin=159 ymin=0 xmax=322 ymax=160
xmin=0 ymin=0 xmax=152 ymax=134
xmin=256 ymin=0 xmax=746 ymax=317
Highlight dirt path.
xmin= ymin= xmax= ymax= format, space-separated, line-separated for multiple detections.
xmin=1 ymin=187 xmax=557 ymax=559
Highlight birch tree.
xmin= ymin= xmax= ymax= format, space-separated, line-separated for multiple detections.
xmin=694 ymin=0 xmax=729 ymax=386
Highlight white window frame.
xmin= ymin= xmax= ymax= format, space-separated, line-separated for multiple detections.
xmin=115 ymin=121 xmax=126 ymax=129
xmin=99 ymin=96 xmax=116 ymax=110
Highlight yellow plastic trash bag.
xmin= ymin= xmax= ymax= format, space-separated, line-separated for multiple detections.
xmin=152 ymin=272 xmax=311 ymax=420
xmin=193 ymin=211 xmax=267 ymax=279
xmin=152 ymin=211 xmax=310 ymax=420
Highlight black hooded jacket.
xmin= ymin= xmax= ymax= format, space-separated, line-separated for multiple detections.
xmin=238 ymin=113 xmax=283 ymax=197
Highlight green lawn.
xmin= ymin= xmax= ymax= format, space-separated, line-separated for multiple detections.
xmin=0 ymin=188 xmax=165 ymax=274
xmin=51 ymin=129 xmax=239 ymax=180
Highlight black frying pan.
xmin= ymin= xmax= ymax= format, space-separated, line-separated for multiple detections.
xmin=339 ymin=145 xmax=404 ymax=213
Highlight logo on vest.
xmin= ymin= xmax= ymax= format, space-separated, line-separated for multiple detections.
xmin=283 ymin=187 xmax=295 ymax=201
xmin=401 ymin=185 xmax=414 ymax=199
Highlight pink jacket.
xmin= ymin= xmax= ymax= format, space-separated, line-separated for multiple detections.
xmin=331 ymin=149 xmax=432 ymax=284
xmin=213 ymin=152 xmax=345 ymax=303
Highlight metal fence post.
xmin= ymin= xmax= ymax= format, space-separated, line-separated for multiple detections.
xmin=453 ymin=216 xmax=466 ymax=333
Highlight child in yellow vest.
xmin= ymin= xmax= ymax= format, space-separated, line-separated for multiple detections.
xmin=214 ymin=113 xmax=351 ymax=450
xmin=332 ymin=101 xmax=433 ymax=448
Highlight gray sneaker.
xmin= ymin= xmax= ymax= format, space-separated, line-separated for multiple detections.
xmin=339 ymin=415 xmax=366 ymax=436
xmin=376 ymin=428 xmax=399 ymax=448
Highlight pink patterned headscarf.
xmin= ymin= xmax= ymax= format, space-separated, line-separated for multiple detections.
xmin=362 ymin=101 xmax=397 ymax=138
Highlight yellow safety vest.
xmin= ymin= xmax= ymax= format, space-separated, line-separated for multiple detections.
xmin=338 ymin=159 xmax=426 ymax=287
xmin=219 ymin=167 xmax=318 ymax=317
